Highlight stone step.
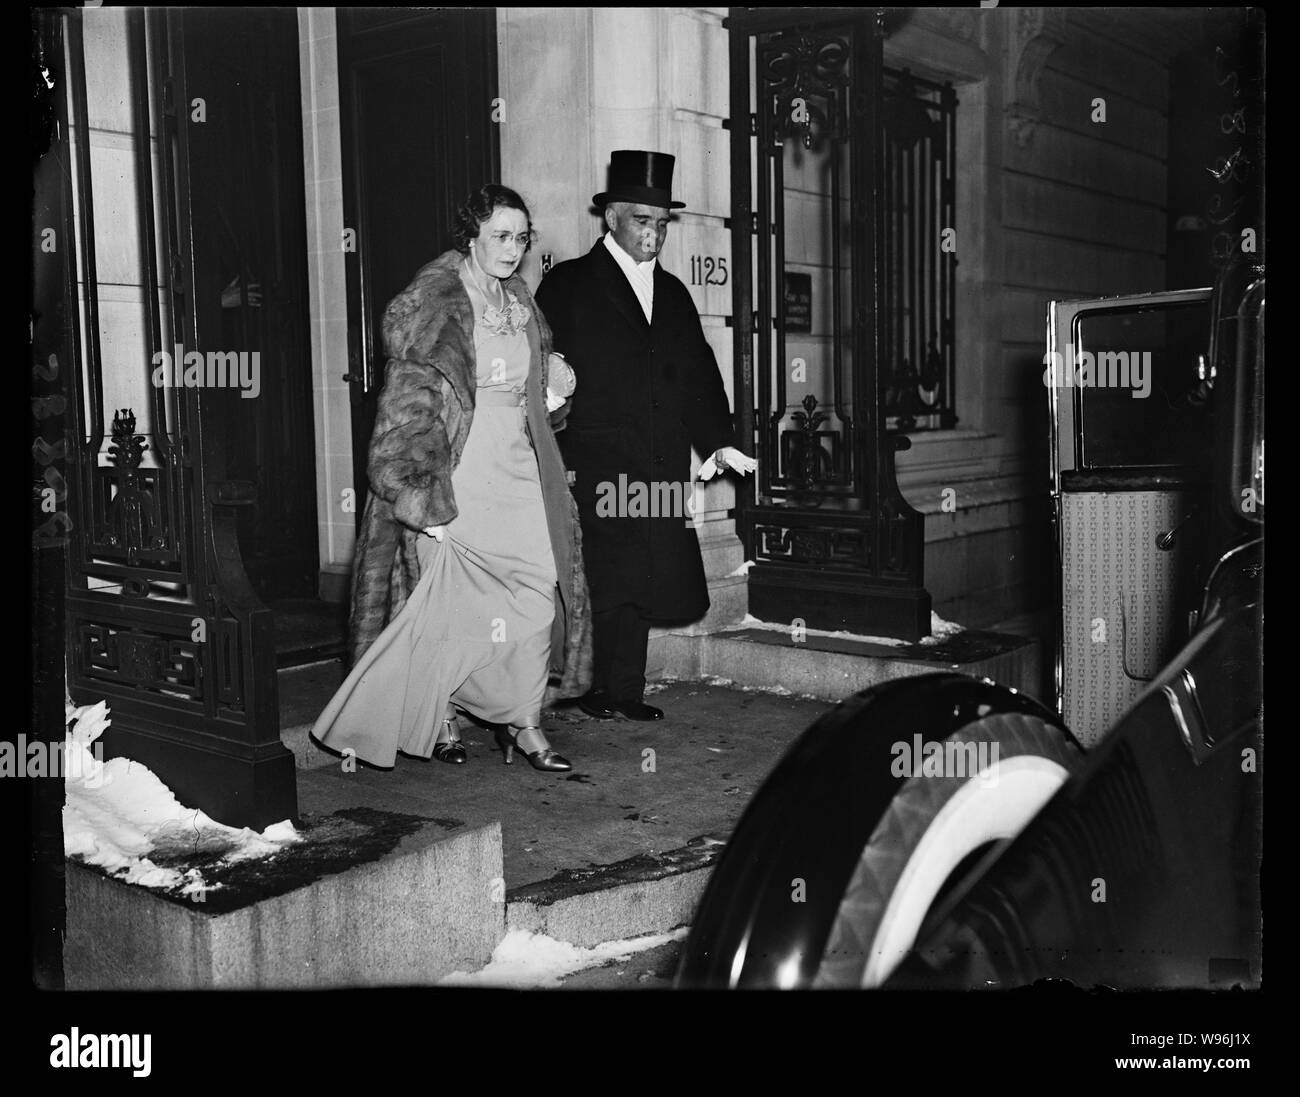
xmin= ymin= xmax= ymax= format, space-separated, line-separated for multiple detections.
xmin=70 ymin=604 xmax=1048 ymax=989
xmin=65 ymin=805 xmax=502 ymax=989
xmin=505 ymin=835 xmax=724 ymax=949
xmin=264 ymin=681 xmax=835 ymax=982
xmin=246 ymin=638 xmax=1044 ymax=989
xmin=650 ymin=624 xmax=1043 ymax=703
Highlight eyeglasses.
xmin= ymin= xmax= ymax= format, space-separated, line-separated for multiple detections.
xmin=488 ymin=231 xmax=533 ymax=248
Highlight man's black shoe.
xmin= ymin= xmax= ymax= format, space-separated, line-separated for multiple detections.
xmin=577 ymin=691 xmax=618 ymax=719
xmin=610 ymin=699 xmax=664 ymax=721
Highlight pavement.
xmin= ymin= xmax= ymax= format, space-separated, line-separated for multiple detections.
xmin=281 ymin=666 xmax=835 ymax=894
xmin=275 ymin=616 xmax=1049 ymax=986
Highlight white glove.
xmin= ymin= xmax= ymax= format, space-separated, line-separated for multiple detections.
xmin=699 ymin=447 xmax=758 ymax=481
xmin=423 ymin=526 xmax=446 ymax=542
xmin=545 ymin=390 xmax=567 ymax=413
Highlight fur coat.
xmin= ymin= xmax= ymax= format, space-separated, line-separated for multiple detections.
xmin=348 ymin=249 xmax=593 ymax=703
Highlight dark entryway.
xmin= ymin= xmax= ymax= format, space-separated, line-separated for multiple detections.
xmin=336 ymin=7 xmax=501 ymax=514
xmin=183 ymin=8 xmax=319 ymax=602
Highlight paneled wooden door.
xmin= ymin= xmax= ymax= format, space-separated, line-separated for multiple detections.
xmin=337 ymin=8 xmax=501 ymax=514
xmin=184 ymin=7 xmax=319 ymax=600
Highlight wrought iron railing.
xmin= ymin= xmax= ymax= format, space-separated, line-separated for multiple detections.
xmin=759 ymin=26 xmax=855 ymax=500
xmin=56 ymin=9 xmax=296 ymax=829
xmin=881 ymin=66 xmax=957 ymax=432
xmin=729 ymin=8 xmax=931 ymax=640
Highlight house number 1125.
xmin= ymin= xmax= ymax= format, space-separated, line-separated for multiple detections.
xmin=689 ymin=256 xmax=728 ymax=286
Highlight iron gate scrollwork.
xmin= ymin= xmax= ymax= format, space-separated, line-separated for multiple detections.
xmin=57 ymin=8 xmax=296 ymax=830
xmin=729 ymin=7 xmax=930 ymax=640
xmin=881 ymin=67 xmax=957 ymax=432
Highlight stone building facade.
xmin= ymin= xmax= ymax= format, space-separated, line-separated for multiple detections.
xmin=69 ymin=6 xmax=1192 ymax=633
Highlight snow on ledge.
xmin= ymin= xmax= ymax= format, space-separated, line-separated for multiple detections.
xmin=439 ymin=927 xmax=689 ymax=988
xmin=730 ymin=611 xmax=965 ymax=647
xmin=62 ymin=698 xmax=300 ymax=896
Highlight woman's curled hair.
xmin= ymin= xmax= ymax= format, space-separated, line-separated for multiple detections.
xmin=452 ymin=184 xmax=533 ymax=253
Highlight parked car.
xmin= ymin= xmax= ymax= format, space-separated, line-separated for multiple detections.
xmin=675 ymin=266 xmax=1262 ymax=989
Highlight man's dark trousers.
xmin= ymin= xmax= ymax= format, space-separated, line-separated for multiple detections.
xmin=591 ymin=603 xmax=653 ymax=705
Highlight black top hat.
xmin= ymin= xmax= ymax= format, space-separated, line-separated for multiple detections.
xmin=593 ymin=150 xmax=686 ymax=210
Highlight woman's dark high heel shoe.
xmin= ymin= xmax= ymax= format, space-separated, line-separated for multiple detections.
xmin=433 ymin=716 xmax=467 ymax=764
xmin=495 ymin=725 xmax=571 ymax=772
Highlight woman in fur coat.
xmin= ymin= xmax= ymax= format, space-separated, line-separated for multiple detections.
xmin=311 ymin=185 xmax=592 ymax=772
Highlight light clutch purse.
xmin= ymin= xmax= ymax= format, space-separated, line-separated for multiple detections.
xmin=545 ymin=353 xmax=577 ymax=411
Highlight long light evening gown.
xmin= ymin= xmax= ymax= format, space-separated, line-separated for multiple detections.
xmin=312 ymin=266 xmax=557 ymax=767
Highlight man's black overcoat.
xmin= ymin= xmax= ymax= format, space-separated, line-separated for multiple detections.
xmin=536 ymin=240 xmax=735 ymax=620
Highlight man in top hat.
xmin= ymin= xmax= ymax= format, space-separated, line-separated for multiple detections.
xmin=536 ymin=150 xmax=756 ymax=721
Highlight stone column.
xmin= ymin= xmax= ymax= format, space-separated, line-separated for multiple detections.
xmin=297 ymin=7 xmax=354 ymax=603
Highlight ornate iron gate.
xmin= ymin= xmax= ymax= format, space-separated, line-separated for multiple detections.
xmin=881 ymin=67 xmax=957 ymax=432
xmin=728 ymin=8 xmax=931 ymax=640
xmin=57 ymin=9 xmax=296 ymax=829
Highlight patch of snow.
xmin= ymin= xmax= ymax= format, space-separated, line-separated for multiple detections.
xmin=439 ymin=927 xmax=689 ymax=988
xmin=62 ymin=698 xmax=300 ymax=893
xmin=918 ymin=611 xmax=965 ymax=645
xmin=732 ymin=610 xmax=966 ymax=648
xmin=706 ymin=680 xmax=795 ymax=697
xmin=646 ymin=670 xmax=814 ymax=701
xmin=733 ymin=614 xmax=907 ymax=646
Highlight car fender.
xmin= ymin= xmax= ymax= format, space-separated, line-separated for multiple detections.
xmin=675 ymin=672 xmax=1078 ymax=988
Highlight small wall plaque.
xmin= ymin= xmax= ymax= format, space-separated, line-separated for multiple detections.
xmin=784 ymin=271 xmax=812 ymax=333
